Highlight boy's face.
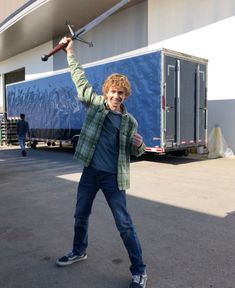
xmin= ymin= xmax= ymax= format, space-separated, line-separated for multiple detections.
xmin=106 ymin=85 xmax=126 ymax=112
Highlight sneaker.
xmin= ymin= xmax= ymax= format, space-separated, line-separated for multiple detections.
xmin=22 ymin=150 xmax=27 ymax=157
xmin=56 ymin=251 xmax=87 ymax=267
xmin=129 ymin=274 xmax=147 ymax=288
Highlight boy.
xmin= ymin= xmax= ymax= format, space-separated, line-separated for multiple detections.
xmin=56 ymin=37 xmax=147 ymax=288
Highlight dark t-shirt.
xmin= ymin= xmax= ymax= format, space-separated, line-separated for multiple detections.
xmin=90 ymin=110 xmax=121 ymax=173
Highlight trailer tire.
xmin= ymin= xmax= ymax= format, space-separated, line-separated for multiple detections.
xmin=72 ymin=138 xmax=78 ymax=152
xmin=170 ymin=150 xmax=188 ymax=156
xmin=31 ymin=141 xmax=37 ymax=149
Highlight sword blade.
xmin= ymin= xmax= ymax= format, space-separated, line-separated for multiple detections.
xmin=74 ymin=0 xmax=130 ymax=37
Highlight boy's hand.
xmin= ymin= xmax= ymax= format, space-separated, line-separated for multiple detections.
xmin=132 ymin=133 xmax=143 ymax=148
xmin=59 ymin=37 xmax=74 ymax=55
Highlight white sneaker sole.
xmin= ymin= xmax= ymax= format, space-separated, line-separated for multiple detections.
xmin=56 ymin=254 xmax=87 ymax=267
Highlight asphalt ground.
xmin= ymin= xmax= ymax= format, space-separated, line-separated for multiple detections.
xmin=0 ymin=145 xmax=235 ymax=288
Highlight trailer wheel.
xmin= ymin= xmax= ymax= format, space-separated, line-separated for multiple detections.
xmin=72 ymin=138 xmax=78 ymax=152
xmin=170 ymin=150 xmax=188 ymax=156
xmin=31 ymin=141 xmax=37 ymax=149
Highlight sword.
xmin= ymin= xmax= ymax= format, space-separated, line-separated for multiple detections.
xmin=41 ymin=0 xmax=130 ymax=61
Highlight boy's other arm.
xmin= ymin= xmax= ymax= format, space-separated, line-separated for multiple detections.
xmin=131 ymin=133 xmax=146 ymax=157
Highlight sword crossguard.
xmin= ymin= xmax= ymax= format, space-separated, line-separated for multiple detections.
xmin=67 ymin=22 xmax=93 ymax=47
xmin=73 ymin=35 xmax=93 ymax=47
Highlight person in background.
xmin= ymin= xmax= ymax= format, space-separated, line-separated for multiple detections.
xmin=16 ymin=113 xmax=30 ymax=156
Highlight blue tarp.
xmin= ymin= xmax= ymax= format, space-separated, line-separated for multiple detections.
xmin=6 ymin=51 xmax=161 ymax=146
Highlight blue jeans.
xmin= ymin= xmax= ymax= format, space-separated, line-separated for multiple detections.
xmin=18 ymin=136 xmax=26 ymax=152
xmin=73 ymin=166 xmax=146 ymax=275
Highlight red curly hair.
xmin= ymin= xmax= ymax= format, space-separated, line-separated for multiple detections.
xmin=102 ymin=73 xmax=131 ymax=97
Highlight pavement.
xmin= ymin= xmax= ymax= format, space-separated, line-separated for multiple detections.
xmin=0 ymin=145 xmax=235 ymax=288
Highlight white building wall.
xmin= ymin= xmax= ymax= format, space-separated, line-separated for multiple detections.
xmin=148 ymin=0 xmax=235 ymax=151
xmin=148 ymin=0 xmax=235 ymax=45
xmin=0 ymin=42 xmax=53 ymax=78
xmin=208 ymin=100 xmax=235 ymax=153
xmin=0 ymin=41 xmax=53 ymax=108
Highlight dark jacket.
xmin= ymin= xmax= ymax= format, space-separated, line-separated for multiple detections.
xmin=16 ymin=120 xmax=30 ymax=137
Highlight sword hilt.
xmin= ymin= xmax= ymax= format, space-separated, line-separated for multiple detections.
xmin=41 ymin=42 xmax=68 ymax=61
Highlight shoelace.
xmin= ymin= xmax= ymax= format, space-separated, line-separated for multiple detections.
xmin=132 ymin=275 xmax=146 ymax=285
xmin=67 ymin=252 xmax=74 ymax=257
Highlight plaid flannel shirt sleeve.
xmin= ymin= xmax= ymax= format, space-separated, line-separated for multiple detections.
xmin=67 ymin=54 xmax=99 ymax=106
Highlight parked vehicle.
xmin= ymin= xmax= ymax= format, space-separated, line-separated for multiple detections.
xmin=6 ymin=48 xmax=208 ymax=154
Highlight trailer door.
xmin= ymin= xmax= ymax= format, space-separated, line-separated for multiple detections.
xmin=164 ymin=55 xmax=207 ymax=148
xmin=164 ymin=56 xmax=176 ymax=146
xmin=196 ymin=63 xmax=207 ymax=144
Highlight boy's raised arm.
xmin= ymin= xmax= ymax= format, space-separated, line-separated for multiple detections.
xmin=59 ymin=37 xmax=97 ymax=106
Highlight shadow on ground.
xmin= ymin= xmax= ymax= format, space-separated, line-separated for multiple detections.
xmin=0 ymin=147 xmax=234 ymax=288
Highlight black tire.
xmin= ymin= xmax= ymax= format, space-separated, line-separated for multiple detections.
xmin=31 ymin=141 xmax=37 ymax=149
xmin=72 ymin=138 xmax=78 ymax=152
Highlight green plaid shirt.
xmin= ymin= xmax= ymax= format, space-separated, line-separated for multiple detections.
xmin=68 ymin=54 xmax=145 ymax=190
